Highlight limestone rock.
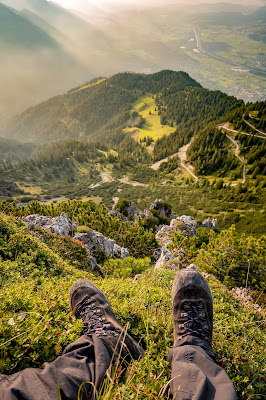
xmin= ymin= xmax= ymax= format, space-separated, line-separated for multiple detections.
xmin=150 ymin=199 xmax=176 ymax=220
xmin=202 ymin=217 xmax=218 ymax=230
xmin=23 ymin=213 xmax=73 ymax=236
xmin=156 ymin=225 xmax=177 ymax=247
xmin=74 ymin=230 xmax=129 ymax=259
xmin=156 ymin=215 xmax=197 ymax=246
xmin=125 ymin=201 xmax=139 ymax=217
xmin=0 ymin=180 xmax=20 ymax=196
xmin=155 ymin=246 xmax=179 ymax=270
xmin=133 ymin=274 xmax=142 ymax=283
xmin=176 ymin=215 xmax=197 ymax=236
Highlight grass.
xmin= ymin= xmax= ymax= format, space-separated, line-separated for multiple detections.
xmin=0 ymin=212 xmax=265 ymax=399
xmin=124 ymin=96 xmax=175 ymax=142
xmin=201 ymin=26 xmax=265 ymax=66
xmin=70 ymin=78 xmax=107 ymax=95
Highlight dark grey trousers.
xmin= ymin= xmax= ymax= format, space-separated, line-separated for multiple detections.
xmin=0 ymin=334 xmax=237 ymax=400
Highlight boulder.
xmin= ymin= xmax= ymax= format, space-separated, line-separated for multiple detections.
xmin=125 ymin=201 xmax=139 ymax=217
xmin=155 ymin=247 xmax=179 ymax=270
xmin=156 ymin=225 xmax=177 ymax=247
xmin=150 ymin=199 xmax=176 ymax=220
xmin=175 ymin=215 xmax=197 ymax=236
xmin=23 ymin=213 xmax=73 ymax=236
xmin=202 ymin=218 xmax=218 ymax=230
xmin=74 ymin=230 xmax=130 ymax=259
xmin=156 ymin=215 xmax=197 ymax=246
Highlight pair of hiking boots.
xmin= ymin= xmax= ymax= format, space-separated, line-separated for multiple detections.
xmin=69 ymin=264 xmax=213 ymax=361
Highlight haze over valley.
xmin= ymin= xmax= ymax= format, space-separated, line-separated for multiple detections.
xmin=0 ymin=0 xmax=265 ymax=119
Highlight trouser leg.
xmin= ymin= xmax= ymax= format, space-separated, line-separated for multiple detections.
xmin=0 ymin=335 xmax=112 ymax=400
xmin=168 ymin=336 xmax=237 ymax=400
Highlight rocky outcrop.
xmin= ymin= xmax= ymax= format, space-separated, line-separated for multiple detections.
xmin=175 ymin=216 xmax=197 ymax=236
xmin=0 ymin=180 xmax=20 ymax=197
xmin=23 ymin=213 xmax=73 ymax=236
xmin=156 ymin=215 xmax=197 ymax=246
xmin=150 ymin=199 xmax=176 ymax=220
xmin=74 ymin=231 xmax=129 ymax=260
xmin=155 ymin=246 xmax=179 ymax=270
xmin=124 ymin=201 xmax=139 ymax=217
xmin=202 ymin=218 xmax=218 ymax=230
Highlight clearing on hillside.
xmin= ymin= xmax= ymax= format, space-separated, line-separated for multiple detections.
xmin=124 ymin=96 xmax=175 ymax=142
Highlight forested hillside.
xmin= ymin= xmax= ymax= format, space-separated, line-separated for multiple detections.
xmin=5 ymin=70 xmax=241 ymax=146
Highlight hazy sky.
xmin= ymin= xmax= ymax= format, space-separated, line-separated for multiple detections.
xmin=50 ymin=0 xmax=264 ymax=10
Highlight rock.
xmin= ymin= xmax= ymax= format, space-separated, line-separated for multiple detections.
xmin=150 ymin=199 xmax=176 ymax=220
xmin=212 ymin=219 xmax=218 ymax=230
xmin=23 ymin=213 xmax=73 ymax=236
xmin=0 ymin=180 xmax=20 ymax=196
xmin=202 ymin=218 xmax=218 ymax=230
xmin=87 ymin=254 xmax=98 ymax=271
xmin=125 ymin=201 xmax=139 ymax=217
xmin=155 ymin=246 xmax=179 ymax=270
xmin=152 ymin=248 xmax=162 ymax=261
xmin=156 ymin=225 xmax=177 ymax=247
xmin=109 ymin=210 xmax=128 ymax=222
xmin=231 ymin=287 xmax=263 ymax=313
xmin=133 ymin=274 xmax=142 ymax=283
xmin=109 ymin=210 xmax=120 ymax=218
xmin=176 ymin=215 xmax=197 ymax=236
xmin=155 ymin=215 xmax=197 ymax=246
xmin=73 ymin=230 xmax=130 ymax=259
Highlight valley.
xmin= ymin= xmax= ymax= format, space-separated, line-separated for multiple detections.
xmin=0 ymin=70 xmax=265 ymax=236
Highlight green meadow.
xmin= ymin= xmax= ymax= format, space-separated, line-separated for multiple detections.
xmin=125 ymin=96 xmax=175 ymax=142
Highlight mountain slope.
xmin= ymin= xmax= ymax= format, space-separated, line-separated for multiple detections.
xmin=0 ymin=3 xmax=58 ymax=49
xmin=5 ymin=71 xmax=201 ymax=143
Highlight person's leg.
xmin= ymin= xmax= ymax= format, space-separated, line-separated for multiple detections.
xmin=168 ymin=265 xmax=237 ymax=400
xmin=0 ymin=280 xmax=143 ymax=400
xmin=0 ymin=334 xmax=111 ymax=400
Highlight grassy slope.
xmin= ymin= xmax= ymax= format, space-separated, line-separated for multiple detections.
xmin=0 ymin=213 xmax=265 ymax=399
xmin=124 ymin=96 xmax=175 ymax=141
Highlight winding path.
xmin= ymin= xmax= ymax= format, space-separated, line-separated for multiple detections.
xmin=150 ymin=152 xmax=179 ymax=171
xmin=225 ymin=134 xmax=246 ymax=184
xmin=218 ymin=123 xmax=266 ymax=140
xmin=178 ymin=141 xmax=199 ymax=182
xmin=243 ymin=118 xmax=266 ymax=137
xmin=150 ymin=140 xmax=199 ymax=181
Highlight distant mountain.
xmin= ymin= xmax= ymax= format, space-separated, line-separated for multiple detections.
xmin=0 ymin=3 xmax=57 ymax=49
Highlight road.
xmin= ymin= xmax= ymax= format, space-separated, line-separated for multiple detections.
xmin=218 ymin=123 xmax=266 ymax=140
xmin=193 ymin=27 xmax=266 ymax=78
xmin=178 ymin=141 xmax=199 ymax=182
xmin=150 ymin=140 xmax=198 ymax=181
xmin=243 ymin=118 xmax=266 ymax=136
xmin=150 ymin=152 xmax=179 ymax=171
xmin=225 ymin=134 xmax=246 ymax=184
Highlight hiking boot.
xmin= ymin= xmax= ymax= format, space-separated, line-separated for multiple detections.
xmin=172 ymin=264 xmax=213 ymax=348
xmin=69 ymin=279 xmax=144 ymax=361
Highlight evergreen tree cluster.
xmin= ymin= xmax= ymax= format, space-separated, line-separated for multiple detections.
xmin=188 ymin=127 xmax=238 ymax=175
xmin=0 ymin=137 xmax=35 ymax=165
xmin=153 ymin=88 xmax=243 ymax=161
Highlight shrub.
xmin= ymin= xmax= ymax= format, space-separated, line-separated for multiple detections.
xmin=102 ymin=257 xmax=151 ymax=278
xmin=196 ymin=226 xmax=266 ymax=290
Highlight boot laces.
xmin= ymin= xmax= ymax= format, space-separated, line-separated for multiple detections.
xmin=177 ymin=299 xmax=210 ymax=341
xmin=76 ymin=296 xmax=121 ymax=337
